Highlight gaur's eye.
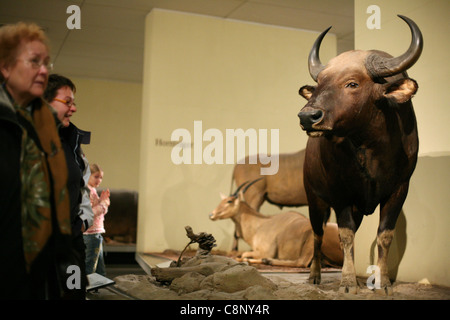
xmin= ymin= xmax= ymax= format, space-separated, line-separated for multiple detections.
xmin=345 ymin=82 xmax=359 ymax=89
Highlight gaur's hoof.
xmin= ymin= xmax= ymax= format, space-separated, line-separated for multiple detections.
xmin=375 ymin=285 xmax=393 ymax=296
xmin=338 ymin=285 xmax=359 ymax=294
xmin=308 ymin=275 xmax=321 ymax=285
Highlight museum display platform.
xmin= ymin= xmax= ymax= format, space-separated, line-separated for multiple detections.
xmin=85 ymin=250 xmax=450 ymax=300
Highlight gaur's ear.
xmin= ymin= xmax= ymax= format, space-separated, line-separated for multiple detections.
xmin=384 ymin=78 xmax=418 ymax=104
xmin=299 ymin=85 xmax=315 ymax=100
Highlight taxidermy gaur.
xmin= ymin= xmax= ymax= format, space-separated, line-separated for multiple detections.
xmin=297 ymin=15 xmax=422 ymax=295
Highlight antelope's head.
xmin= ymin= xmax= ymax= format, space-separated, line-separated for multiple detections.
xmin=209 ymin=178 xmax=262 ymax=221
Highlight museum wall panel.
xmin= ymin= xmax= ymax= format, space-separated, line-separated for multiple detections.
xmin=70 ymin=77 xmax=142 ymax=191
xmin=137 ymin=9 xmax=336 ymax=253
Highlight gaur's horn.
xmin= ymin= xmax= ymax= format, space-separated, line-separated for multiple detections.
xmin=308 ymin=26 xmax=332 ymax=82
xmin=242 ymin=178 xmax=263 ymax=194
xmin=365 ymin=15 xmax=423 ymax=79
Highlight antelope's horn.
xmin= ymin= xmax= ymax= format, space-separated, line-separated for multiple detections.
xmin=232 ymin=181 xmax=250 ymax=196
xmin=242 ymin=178 xmax=263 ymax=194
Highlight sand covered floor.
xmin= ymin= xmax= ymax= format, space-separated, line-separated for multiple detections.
xmin=88 ymin=252 xmax=450 ymax=300
xmin=104 ymin=271 xmax=449 ymax=300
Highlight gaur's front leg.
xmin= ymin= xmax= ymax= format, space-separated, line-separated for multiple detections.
xmin=305 ymin=192 xmax=330 ymax=285
xmin=309 ymin=234 xmax=322 ymax=284
xmin=338 ymin=227 xmax=358 ymax=294
xmin=336 ymin=206 xmax=363 ymax=294
xmin=376 ymin=229 xmax=395 ymax=295
xmin=376 ymin=182 xmax=409 ymax=295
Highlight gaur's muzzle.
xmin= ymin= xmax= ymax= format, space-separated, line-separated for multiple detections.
xmin=298 ymin=109 xmax=324 ymax=131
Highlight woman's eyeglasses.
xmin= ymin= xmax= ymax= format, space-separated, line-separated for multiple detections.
xmin=53 ymin=98 xmax=76 ymax=107
xmin=18 ymin=57 xmax=53 ymax=71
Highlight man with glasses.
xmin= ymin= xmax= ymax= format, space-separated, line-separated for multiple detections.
xmin=44 ymin=74 xmax=94 ymax=299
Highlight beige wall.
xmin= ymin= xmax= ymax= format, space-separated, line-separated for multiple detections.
xmin=137 ymin=9 xmax=336 ymax=253
xmin=353 ymin=0 xmax=450 ymax=285
xmin=69 ymin=77 xmax=142 ymax=190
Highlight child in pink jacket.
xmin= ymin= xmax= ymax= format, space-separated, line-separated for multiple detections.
xmin=83 ymin=163 xmax=110 ymax=276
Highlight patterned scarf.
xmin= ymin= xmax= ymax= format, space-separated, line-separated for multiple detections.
xmin=16 ymin=99 xmax=71 ymax=271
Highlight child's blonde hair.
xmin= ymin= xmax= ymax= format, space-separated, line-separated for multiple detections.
xmin=90 ymin=163 xmax=102 ymax=174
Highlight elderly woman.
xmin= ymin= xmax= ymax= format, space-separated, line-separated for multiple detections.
xmin=0 ymin=22 xmax=73 ymax=299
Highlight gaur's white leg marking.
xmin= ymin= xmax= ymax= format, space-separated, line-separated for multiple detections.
xmin=308 ymin=234 xmax=322 ymax=284
xmin=338 ymin=228 xmax=358 ymax=294
xmin=375 ymin=229 xmax=395 ymax=295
